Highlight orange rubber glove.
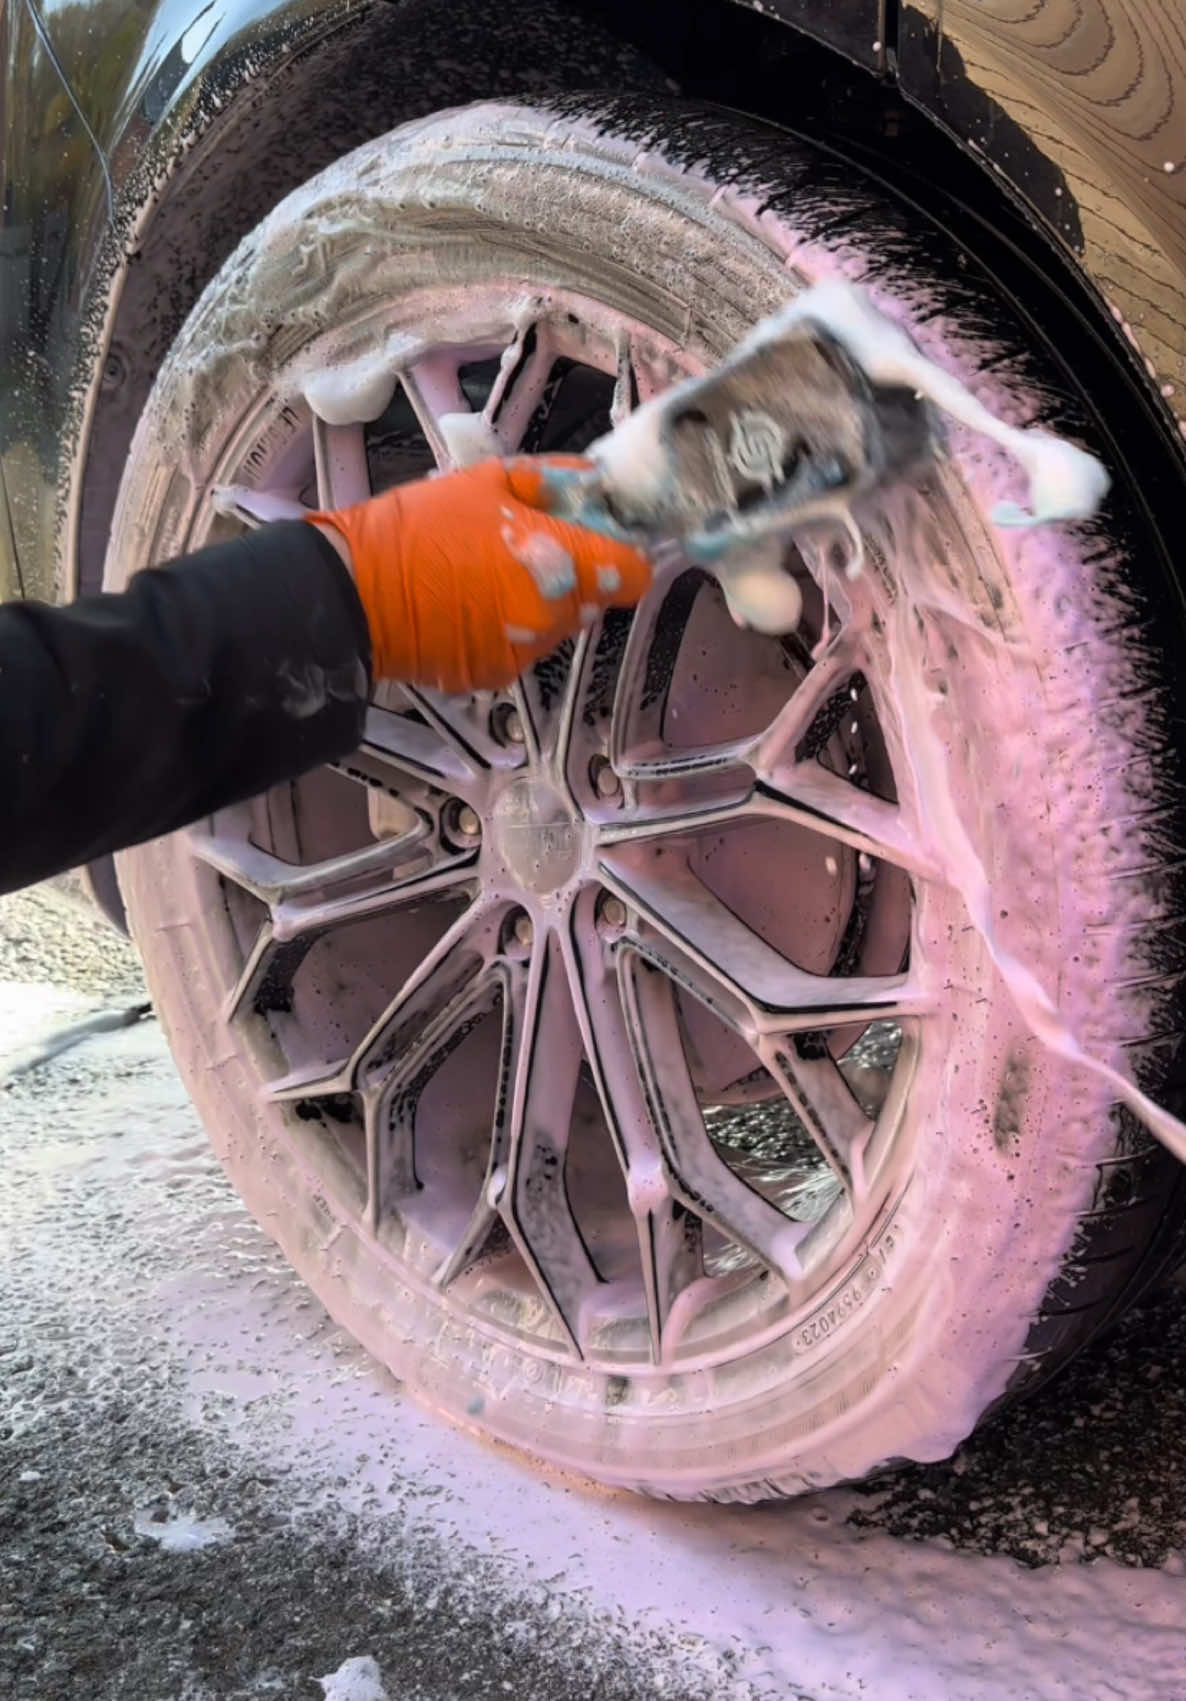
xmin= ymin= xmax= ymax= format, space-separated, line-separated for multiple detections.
xmin=310 ymin=456 xmax=652 ymax=693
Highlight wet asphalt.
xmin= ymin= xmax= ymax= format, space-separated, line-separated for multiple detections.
xmin=3 ymin=884 xmax=1186 ymax=1701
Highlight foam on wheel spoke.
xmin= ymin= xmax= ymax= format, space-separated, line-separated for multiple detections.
xmin=610 ymin=331 xmax=639 ymax=428
xmin=400 ymin=353 xmax=469 ymax=467
xmin=608 ymin=565 xmax=712 ymax=786
xmin=560 ymin=893 xmax=703 ymax=1359
xmin=599 ymin=852 xmax=926 ymax=1037
xmin=498 ymin=932 xmax=602 ymax=1353
xmin=748 ymin=773 xmax=933 ymax=878
xmin=262 ymin=898 xmax=497 ymax=1104
xmin=189 ymin=809 xmax=477 ymax=1022
xmin=485 ymin=323 xmax=557 ymax=452
xmin=750 ymin=634 xmax=869 ymax=771
xmin=399 ymin=686 xmax=512 ymax=774
xmin=189 ymin=811 xmax=428 ymax=904
xmin=762 ymin=1042 xmax=874 ymax=1199
xmin=352 ymin=705 xmax=483 ymax=798
xmin=364 ymin=968 xmax=503 ymax=1232
xmin=621 ymin=954 xmax=811 ymax=1288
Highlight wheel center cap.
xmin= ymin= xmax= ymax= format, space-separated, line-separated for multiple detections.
xmin=491 ymin=778 xmax=584 ymax=895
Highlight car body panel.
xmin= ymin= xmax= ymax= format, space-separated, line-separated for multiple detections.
xmin=741 ymin=0 xmax=886 ymax=72
xmin=898 ymin=0 xmax=1186 ymax=408
xmin=1 ymin=0 xmax=1185 ymax=618
xmin=0 ymin=0 xmax=362 ymax=606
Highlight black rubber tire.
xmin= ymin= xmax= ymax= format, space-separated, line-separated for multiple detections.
xmin=543 ymin=92 xmax=1186 ymax=1405
xmin=110 ymin=91 xmax=1186 ymax=1497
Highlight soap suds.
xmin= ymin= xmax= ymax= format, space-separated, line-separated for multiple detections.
xmin=504 ymin=527 xmax=576 ymax=598
xmin=301 ymin=336 xmax=419 ymax=426
xmin=716 ymin=542 xmax=804 ymax=632
xmin=883 ymin=494 xmax=1186 ymax=1169
xmin=316 ymin=1655 xmax=390 ymax=1701
xmin=438 ymin=410 xmax=500 ymax=467
xmin=590 ymin=284 xmax=1108 ymax=636
xmin=753 ymin=284 xmax=1110 ymax=528
xmin=132 ymin=1510 xmax=234 ymax=1552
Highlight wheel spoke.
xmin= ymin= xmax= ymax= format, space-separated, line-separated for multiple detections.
xmin=189 ymin=811 xmax=428 ymax=904
xmin=486 ymin=323 xmax=555 ymax=452
xmin=498 ymin=933 xmax=602 ymax=1353
xmin=264 ymin=898 xmax=498 ymax=1103
xmin=751 ymin=770 xmax=934 ymax=878
xmin=608 ymin=562 xmax=706 ymax=781
xmin=312 ymin=416 xmax=371 ymax=508
xmin=210 ymin=485 xmax=311 ymax=528
xmin=365 ymin=965 xmax=502 ymax=1231
xmin=761 ymin=1043 xmax=874 ymax=1199
xmin=621 ymin=952 xmax=811 ymax=1285
xmin=610 ymin=331 xmax=637 ymax=428
xmin=613 ymin=740 xmax=753 ymax=786
xmin=352 ymin=702 xmax=493 ymax=800
xmin=509 ymin=672 xmax=546 ymax=770
xmin=402 ymin=687 xmax=512 ymax=772
xmin=553 ymin=626 xmax=595 ymax=800
xmin=559 ymin=893 xmax=702 ymax=1360
xmin=749 ymin=633 xmax=866 ymax=771
xmin=400 ymin=354 xmax=469 ymax=467
xmin=213 ymin=816 xmax=477 ymax=1026
xmin=558 ymin=611 xmax=639 ymax=815
xmin=599 ymin=852 xmax=928 ymax=1038
xmin=599 ymin=766 xmax=933 ymax=879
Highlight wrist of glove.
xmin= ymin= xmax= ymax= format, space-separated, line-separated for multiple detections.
xmin=309 ymin=455 xmax=652 ymax=694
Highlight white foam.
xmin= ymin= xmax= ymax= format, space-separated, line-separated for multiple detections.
xmin=504 ymin=528 xmax=576 ymax=598
xmin=133 ymin=1510 xmax=234 ymax=1552
xmin=751 ymin=283 xmax=1110 ymax=527
xmin=438 ymin=410 xmax=500 ymax=467
xmin=591 ymin=284 xmax=1108 ymax=639
xmin=316 ymin=1656 xmax=390 ymax=1701
xmin=884 ymin=563 xmax=1186 ymax=1168
xmin=716 ymin=542 xmax=804 ymax=632
xmin=301 ymin=343 xmax=412 ymax=426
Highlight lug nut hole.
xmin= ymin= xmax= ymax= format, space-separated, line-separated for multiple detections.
xmin=491 ymin=702 xmax=526 ymax=746
xmin=590 ymin=755 xmax=621 ymax=800
xmin=442 ymin=798 xmax=482 ymax=849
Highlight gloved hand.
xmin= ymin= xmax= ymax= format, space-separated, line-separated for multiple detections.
xmin=310 ymin=456 xmax=652 ymax=694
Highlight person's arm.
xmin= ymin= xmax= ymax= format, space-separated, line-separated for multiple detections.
xmin=0 ymin=523 xmax=368 ymax=896
xmin=0 ymin=457 xmax=651 ymax=897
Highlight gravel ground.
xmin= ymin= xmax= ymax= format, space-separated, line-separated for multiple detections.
xmin=3 ymin=882 xmax=1186 ymax=1699
xmin=0 ymin=883 xmax=145 ymax=1002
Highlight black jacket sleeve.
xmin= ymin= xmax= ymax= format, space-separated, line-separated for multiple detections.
xmin=0 ymin=521 xmax=372 ymax=896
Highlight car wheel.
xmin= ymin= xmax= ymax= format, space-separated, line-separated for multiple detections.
xmin=106 ymin=95 xmax=1186 ymax=1500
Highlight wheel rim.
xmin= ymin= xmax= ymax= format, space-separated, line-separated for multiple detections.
xmin=188 ymin=283 xmax=943 ymax=1374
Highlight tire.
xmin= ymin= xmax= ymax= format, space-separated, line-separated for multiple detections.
xmin=106 ymin=94 xmax=1186 ymax=1501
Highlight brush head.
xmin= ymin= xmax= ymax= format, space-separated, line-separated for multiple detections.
xmin=587 ymin=320 xmax=940 ymax=562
